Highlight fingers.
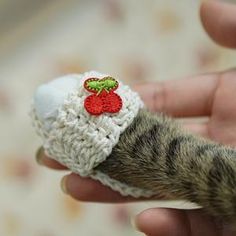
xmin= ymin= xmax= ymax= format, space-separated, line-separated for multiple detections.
xmin=185 ymin=209 xmax=219 ymax=236
xmin=60 ymin=173 xmax=136 ymax=203
xmin=200 ymin=0 xmax=236 ymax=48
xmin=36 ymin=148 xmax=158 ymax=202
xmin=36 ymin=147 xmax=67 ymax=170
xmin=134 ymin=208 xmax=191 ymax=236
xmin=133 ymin=73 xmax=219 ymax=117
xmin=36 ymin=147 xmax=141 ymax=202
xmin=181 ymin=120 xmax=210 ymax=138
xmin=134 ymin=208 xmax=219 ymax=236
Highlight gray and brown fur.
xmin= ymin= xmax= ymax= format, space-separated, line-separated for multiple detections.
xmin=95 ymin=109 xmax=236 ymax=223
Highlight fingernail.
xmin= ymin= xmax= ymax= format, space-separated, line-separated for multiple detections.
xmin=35 ymin=147 xmax=44 ymax=165
xmin=61 ymin=176 xmax=69 ymax=194
xmin=130 ymin=217 xmax=139 ymax=231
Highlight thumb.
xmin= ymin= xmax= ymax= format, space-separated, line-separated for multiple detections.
xmin=200 ymin=0 xmax=236 ymax=48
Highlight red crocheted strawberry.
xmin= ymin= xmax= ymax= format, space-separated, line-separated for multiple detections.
xmin=84 ymin=77 xmax=122 ymax=115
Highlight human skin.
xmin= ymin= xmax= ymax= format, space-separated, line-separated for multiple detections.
xmin=36 ymin=1 xmax=236 ymax=235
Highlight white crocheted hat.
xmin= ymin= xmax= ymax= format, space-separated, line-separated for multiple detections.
xmin=31 ymin=71 xmax=153 ymax=197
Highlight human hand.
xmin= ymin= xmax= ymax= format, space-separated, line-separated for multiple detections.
xmin=36 ymin=1 xmax=236 ymax=235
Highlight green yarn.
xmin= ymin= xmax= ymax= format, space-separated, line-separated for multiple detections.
xmin=88 ymin=81 xmax=100 ymax=91
xmin=86 ymin=77 xmax=118 ymax=94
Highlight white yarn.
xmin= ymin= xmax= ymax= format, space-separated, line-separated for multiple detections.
xmin=31 ymin=71 xmax=155 ymax=197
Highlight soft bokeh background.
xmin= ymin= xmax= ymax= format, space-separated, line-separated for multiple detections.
xmin=0 ymin=0 xmax=236 ymax=235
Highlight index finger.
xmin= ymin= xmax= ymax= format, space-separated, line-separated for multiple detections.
xmin=36 ymin=147 xmax=67 ymax=170
xmin=36 ymin=148 xmax=153 ymax=202
xmin=61 ymin=173 xmax=137 ymax=203
xmin=61 ymin=173 xmax=168 ymax=203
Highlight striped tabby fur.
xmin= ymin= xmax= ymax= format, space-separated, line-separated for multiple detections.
xmin=96 ymin=109 xmax=236 ymax=223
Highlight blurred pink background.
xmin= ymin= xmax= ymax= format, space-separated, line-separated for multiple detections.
xmin=0 ymin=0 xmax=236 ymax=235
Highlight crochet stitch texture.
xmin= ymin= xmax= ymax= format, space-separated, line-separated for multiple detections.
xmin=31 ymin=71 xmax=154 ymax=197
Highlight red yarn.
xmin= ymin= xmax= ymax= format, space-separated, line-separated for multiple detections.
xmin=84 ymin=94 xmax=104 ymax=115
xmin=103 ymin=92 xmax=122 ymax=113
xmin=84 ymin=77 xmax=122 ymax=116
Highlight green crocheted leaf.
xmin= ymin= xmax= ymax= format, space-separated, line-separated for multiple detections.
xmin=100 ymin=77 xmax=118 ymax=91
xmin=85 ymin=77 xmax=118 ymax=93
xmin=87 ymin=80 xmax=100 ymax=91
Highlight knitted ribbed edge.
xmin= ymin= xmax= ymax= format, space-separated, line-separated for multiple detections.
xmin=30 ymin=71 xmax=155 ymax=198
